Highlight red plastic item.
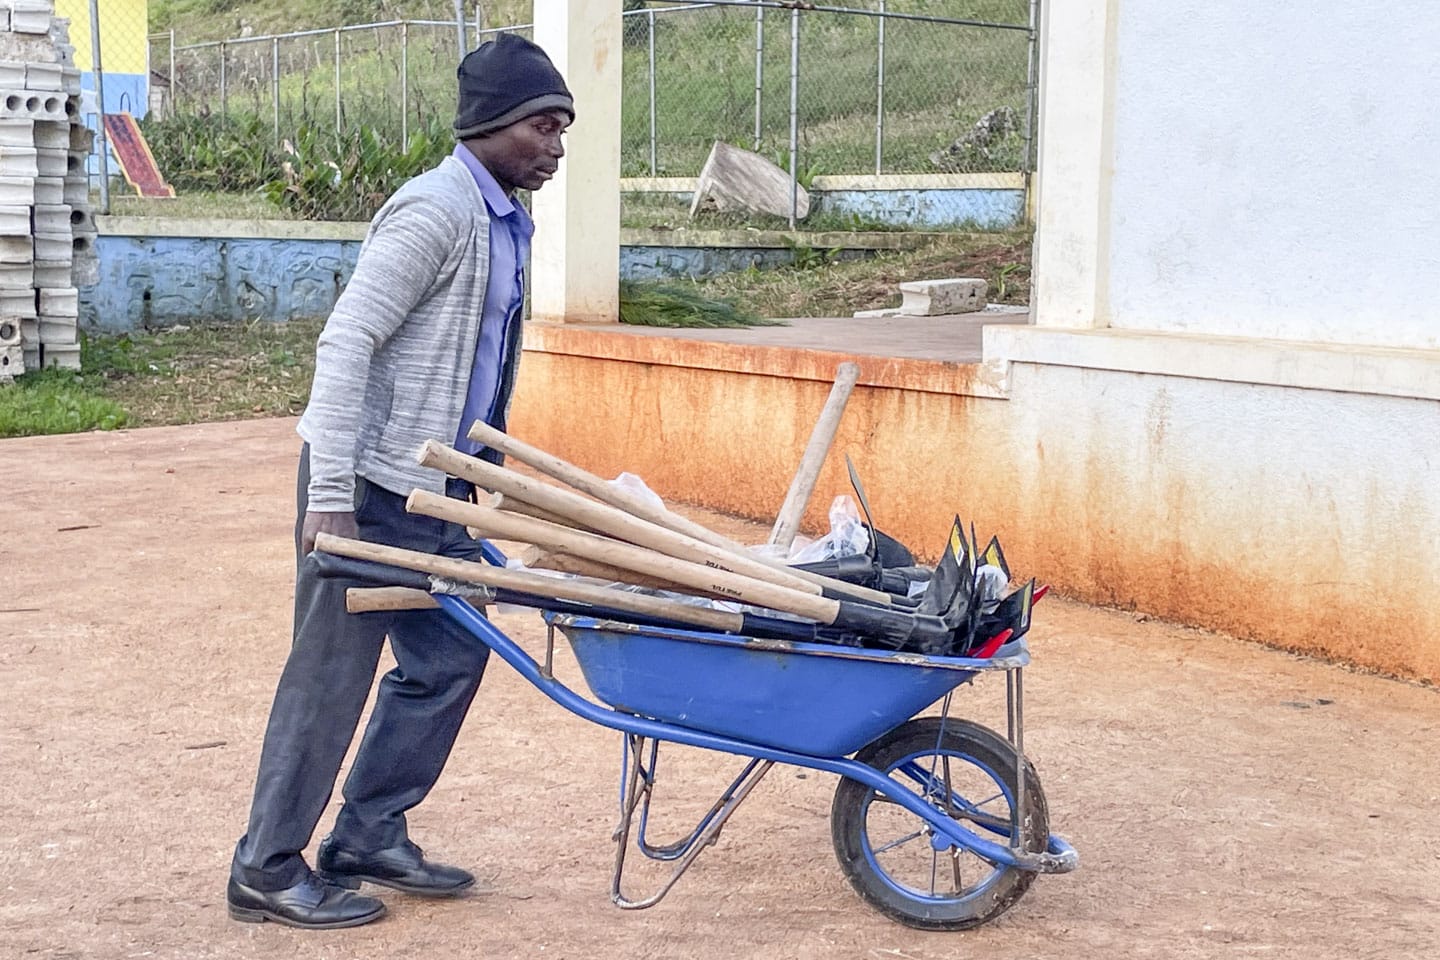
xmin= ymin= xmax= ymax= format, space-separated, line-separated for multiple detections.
xmin=972 ymin=628 xmax=1013 ymax=660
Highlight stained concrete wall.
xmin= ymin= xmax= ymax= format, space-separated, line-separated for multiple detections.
xmin=508 ymin=336 xmax=1440 ymax=683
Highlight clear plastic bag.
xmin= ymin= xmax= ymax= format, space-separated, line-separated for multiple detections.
xmin=786 ymin=495 xmax=871 ymax=564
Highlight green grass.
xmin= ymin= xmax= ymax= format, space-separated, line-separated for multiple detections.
xmin=0 ymin=370 xmax=128 ymax=438
xmin=618 ymin=281 xmax=782 ymax=328
xmin=692 ymin=228 xmax=1031 ymax=317
xmin=0 ymin=319 xmax=324 ymax=439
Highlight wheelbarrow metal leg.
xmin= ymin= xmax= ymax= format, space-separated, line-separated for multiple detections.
xmin=610 ymin=736 xmax=775 ymax=910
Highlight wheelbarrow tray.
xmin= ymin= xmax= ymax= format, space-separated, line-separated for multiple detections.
xmin=550 ymin=614 xmax=1029 ymax=758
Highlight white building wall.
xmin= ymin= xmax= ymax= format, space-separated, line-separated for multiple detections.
xmin=999 ymin=0 xmax=1440 ymax=679
xmin=1106 ymin=2 xmax=1440 ymax=348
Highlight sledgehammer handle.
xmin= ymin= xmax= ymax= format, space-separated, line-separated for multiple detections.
xmin=769 ymin=362 xmax=860 ymax=552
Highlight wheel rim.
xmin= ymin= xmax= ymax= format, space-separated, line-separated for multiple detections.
xmin=858 ymin=746 xmax=1019 ymax=906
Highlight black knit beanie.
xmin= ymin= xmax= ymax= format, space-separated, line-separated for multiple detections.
xmin=454 ymin=33 xmax=574 ymax=139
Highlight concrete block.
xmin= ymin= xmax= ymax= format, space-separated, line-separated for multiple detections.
xmin=37 ymin=286 xmax=75 ymax=317
xmin=0 ymin=145 xmax=37 ymax=177
xmin=0 ymin=9 xmax=9 ymax=34
xmin=896 ymin=278 xmax=989 ymax=315
xmin=33 ymin=231 xmax=70 ymax=262
xmin=19 ymin=316 xmax=36 ymax=343
xmin=0 ymin=89 xmax=67 ymax=123
xmin=0 ymin=31 xmax=59 ymax=64
xmin=25 ymin=63 xmax=62 ymax=92
xmin=67 ymin=120 xmax=90 ymax=151
xmin=33 ymin=175 xmax=60 ymax=203
xmin=0 ymin=284 xmax=37 ymax=316
xmin=32 ymin=201 xmax=67 ymax=232
xmin=0 ymin=343 xmax=23 ymax=379
xmin=690 ymin=141 xmax=811 ymax=221
xmin=69 ymin=231 xmax=93 ymax=260
xmin=8 ymin=0 xmax=56 ymax=31
xmin=0 ymin=61 xmax=26 ymax=89
xmin=32 ymin=258 xmax=66 ymax=288
xmin=0 ymin=204 xmax=29 ymax=235
xmin=21 ymin=345 xmax=39 ymax=370
xmin=47 ymin=11 xmax=70 ymax=44
xmin=40 ymin=341 xmax=80 ymax=370
xmin=70 ymin=251 xmax=95 ymax=286
xmin=0 ymin=117 xmax=33 ymax=146
xmin=61 ymin=66 xmax=79 ymax=94
xmin=67 ymin=204 xmax=90 ymax=232
xmin=36 ymin=145 xmax=65 ymax=177
xmin=0 ymin=175 xmax=32 ymax=205
xmin=0 ymin=259 xmax=32 ymax=286
xmin=62 ymin=177 xmax=85 ymax=206
xmin=0 ymin=235 xmax=34 ymax=264
xmin=0 ymin=316 xmax=20 ymax=347
xmin=37 ymin=315 xmax=76 ymax=344
xmin=54 ymin=43 xmax=74 ymax=68
xmin=33 ymin=119 xmax=66 ymax=149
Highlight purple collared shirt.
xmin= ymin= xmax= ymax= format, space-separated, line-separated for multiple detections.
xmin=452 ymin=144 xmax=534 ymax=455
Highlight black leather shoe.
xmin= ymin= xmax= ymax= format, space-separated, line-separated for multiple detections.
xmin=316 ymin=835 xmax=475 ymax=897
xmin=227 ymin=874 xmax=386 ymax=929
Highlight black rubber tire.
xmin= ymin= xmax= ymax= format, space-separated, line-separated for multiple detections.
xmin=830 ymin=717 xmax=1049 ymax=931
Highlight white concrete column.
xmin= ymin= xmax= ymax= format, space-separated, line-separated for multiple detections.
xmin=1030 ymin=0 xmax=1117 ymax=329
xmin=530 ymin=0 xmax=623 ymax=324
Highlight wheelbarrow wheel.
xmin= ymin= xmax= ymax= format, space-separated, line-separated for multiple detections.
xmin=830 ymin=717 xmax=1048 ymax=931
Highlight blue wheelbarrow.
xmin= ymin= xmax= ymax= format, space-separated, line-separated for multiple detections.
xmin=323 ymin=544 xmax=1079 ymax=931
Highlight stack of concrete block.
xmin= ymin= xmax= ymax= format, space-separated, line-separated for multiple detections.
xmin=0 ymin=0 xmax=92 ymax=379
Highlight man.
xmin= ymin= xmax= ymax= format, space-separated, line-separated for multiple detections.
xmin=226 ymin=34 xmax=573 ymax=930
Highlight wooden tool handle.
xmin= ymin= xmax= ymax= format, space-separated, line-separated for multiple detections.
xmin=422 ymin=441 xmax=821 ymax=596
xmin=769 ymin=362 xmax=860 ymax=552
xmin=465 ymin=420 xmax=750 ymax=552
xmin=450 ymin=431 xmax=895 ymax=605
xmin=521 ymin=546 xmax=700 ymax=595
xmin=406 ymin=492 xmax=841 ymax=625
xmin=316 ymin=533 xmax=743 ymax=632
xmin=347 ymin=586 xmax=438 ymax=612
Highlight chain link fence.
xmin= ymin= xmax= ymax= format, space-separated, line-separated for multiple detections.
xmin=78 ymin=1 xmax=1034 ymax=221
xmin=622 ymin=1 xmax=1033 ymax=179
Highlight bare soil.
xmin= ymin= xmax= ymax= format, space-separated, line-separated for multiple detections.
xmin=2 ymin=418 xmax=1437 ymax=960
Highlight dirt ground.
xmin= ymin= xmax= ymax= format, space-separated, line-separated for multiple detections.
xmin=2 ymin=418 xmax=1438 ymax=960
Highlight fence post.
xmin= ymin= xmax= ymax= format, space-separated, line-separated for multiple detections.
xmin=271 ymin=37 xmax=280 ymax=141
xmin=875 ymin=0 xmax=885 ymax=174
xmin=475 ymin=2 xmax=484 ymax=44
xmin=647 ymin=9 xmax=657 ymax=176
xmin=1022 ymin=0 xmax=1041 ymax=211
xmin=219 ymin=40 xmax=227 ymax=119
xmin=753 ymin=3 xmax=763 ymax=151
xmin=453 ymin=0 xmax=467 ymax=55
xmin=401 ymin=21 xmax=410 ymax=146
xmin=333 ymin=28 xmax=342 ymax=130
xmin=87 ymin=0 xmax=110 ymax=214
xmin=169 ymin=29 xmax=175 ymax=110
xmin=788 ymin=8 xmax=799 ymax=229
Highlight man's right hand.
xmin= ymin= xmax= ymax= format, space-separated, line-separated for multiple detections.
xmin=301 ymin=510 xmax=360 ymax=556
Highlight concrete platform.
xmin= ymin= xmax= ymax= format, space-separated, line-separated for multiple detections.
xmin=591 ymin=305 xmax=1029 ymax=362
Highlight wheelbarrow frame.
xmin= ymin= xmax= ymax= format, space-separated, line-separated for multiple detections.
xmin=433 ymin=594 xmax=1078 ymax=906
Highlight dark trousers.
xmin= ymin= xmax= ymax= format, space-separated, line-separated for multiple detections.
xmin=231 ymin=445 xmax=491 ymax=890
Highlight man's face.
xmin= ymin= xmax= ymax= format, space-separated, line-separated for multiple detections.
xmin=470 ymin=109 xmax=571 ymax=194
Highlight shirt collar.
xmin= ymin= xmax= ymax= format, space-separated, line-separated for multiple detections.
xmin=453 ymin=144 xmax=518 ymax=220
